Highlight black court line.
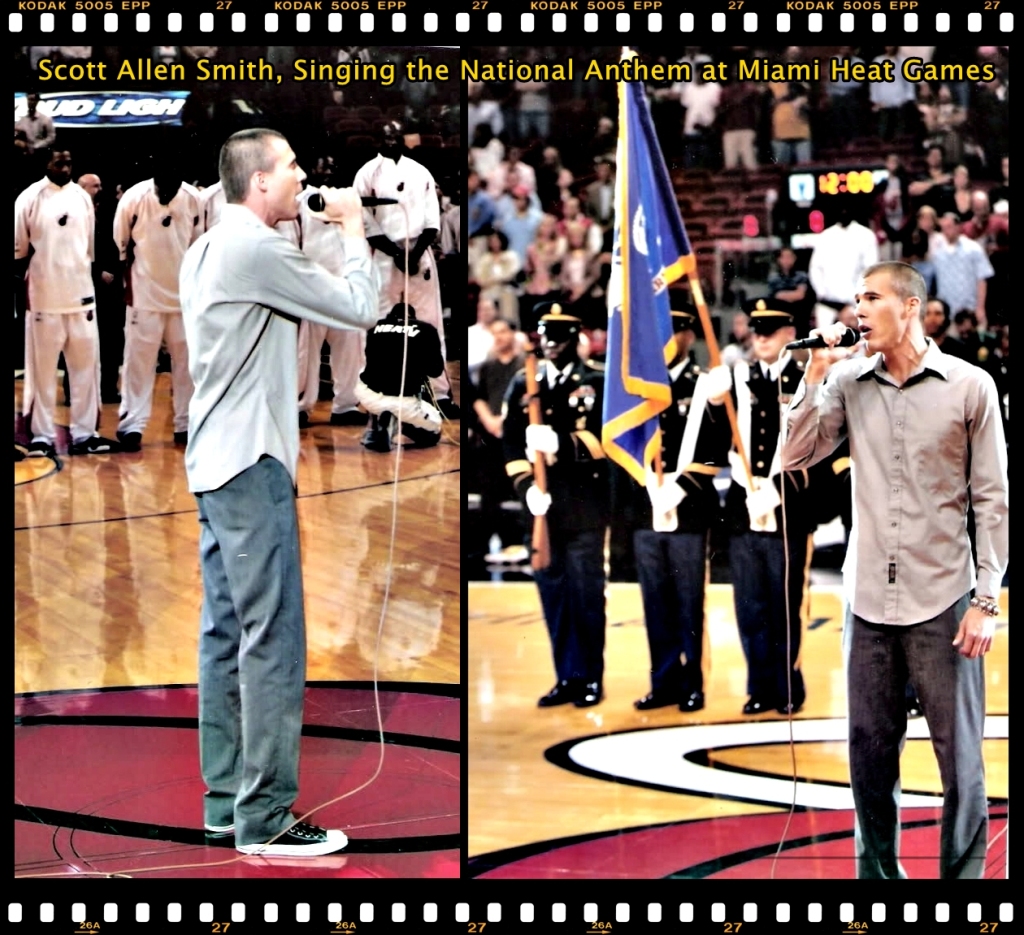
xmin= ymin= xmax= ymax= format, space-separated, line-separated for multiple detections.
xmin=16 ymin=680 xmax=460 ymax=699
xmin=14 ymin=467 xmax=459 ymax=531
xmin=14 ymin=454 xmax=62 ymax=486
xmin=14 ymin=804 xmax=459 ymax=855
xmin=14 ymin=714 xmax=461 ymax=754
xmin=685 ymin=745 xmax=1008 ymax=804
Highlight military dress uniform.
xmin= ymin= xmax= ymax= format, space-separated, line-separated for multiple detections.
xmin=726 ymin=311 xmax=822 ymax=715
xmin=503 ymin=334 xmax=608 ymax=707
xmin=621 ymin=343 xmax=731 ymax=712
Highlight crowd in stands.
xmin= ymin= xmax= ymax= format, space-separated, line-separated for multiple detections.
xmin=467 ymin=44 xmax=1009 ymax=572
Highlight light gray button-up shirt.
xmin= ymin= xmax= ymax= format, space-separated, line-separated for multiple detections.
xmin=180 ymin=203 xmax=377 ymax=493
xmin=783 ymin=340 xmax=1008 ymax=626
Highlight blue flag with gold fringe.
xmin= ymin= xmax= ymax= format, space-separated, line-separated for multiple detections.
xmin=601 ymin=72 xmax=696 ymax=485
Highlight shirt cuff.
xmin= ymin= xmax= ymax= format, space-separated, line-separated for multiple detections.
xmin=975 ymin=572 xmax=1002 ymax=602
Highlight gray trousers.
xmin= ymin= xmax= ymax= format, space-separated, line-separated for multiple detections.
xmin=195 ymin=456 xmax=306 ymax=846
xmin=844 ymin=594 xmax=988 ymax=879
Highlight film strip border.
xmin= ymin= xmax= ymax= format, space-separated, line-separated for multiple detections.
xmin=3 ymin=897 xmax=1018 ymax=926
xmin=6 ymin=8 xmax=1015 ymax=39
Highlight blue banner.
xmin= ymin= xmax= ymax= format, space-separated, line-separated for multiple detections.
xmin=601 ymin=72 xmax=696 ymax=485
xmin=14 ymin=91 xmax=190 ymax=128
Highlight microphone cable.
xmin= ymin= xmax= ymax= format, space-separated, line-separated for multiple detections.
xmin=770 ymin=359 xmax=801 ymax=880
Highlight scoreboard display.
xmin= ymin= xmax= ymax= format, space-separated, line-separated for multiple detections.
xmin=780 ymin=166 xmax=890 ymax=237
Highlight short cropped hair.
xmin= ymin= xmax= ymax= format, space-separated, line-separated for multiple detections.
xmin=862 ymin=261 xmax=927 ymax=308
xmin=219 ymin=128 xmax=286 ymax=204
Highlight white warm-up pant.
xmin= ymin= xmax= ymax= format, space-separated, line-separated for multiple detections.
xmin=297 ymin=321 xmax=366 ymax=416
xmin=22 ymin=309 xmax=101 ymax=445
xmin=118 ymin=307 xmax=192 ymax=435
xmin=355 ymin=379 xmax=441 ymax=434
xmin=373 ymin=244 xmax=451 ymax=398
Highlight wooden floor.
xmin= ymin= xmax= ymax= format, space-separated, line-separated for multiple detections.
xmin=468 ymin=580 xmax=1009 ymax=869
xmin=15 ymin=368 xmax=461 ymax=695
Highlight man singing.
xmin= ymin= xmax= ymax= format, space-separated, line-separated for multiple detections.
xmin=783 ymin=261 xmax=1008 ymax=879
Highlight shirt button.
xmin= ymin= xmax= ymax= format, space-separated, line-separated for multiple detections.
xmin=546 ymin=409 xmax=553 ymax=415
xmin=894 ymin=455 xmax=900 ymax=460
xmin=760 ymin=428 xmax=765 ymax=434
xmin=757 ymin=461 xmax=765 ymax=468
xmin=889 ymin=555 xmax=895 ymax=560
xmin=760 ymin=411 xmax=766 ymax=417
xmin=896 ymin=421 xmax=902 ymax=427
xmin=891 ymin=522 xmax=897 ymax=527
xmin=892 ymin=488 xmax=898 ymax=493
xmin=758 ymin=445 xmax=765 ymax=451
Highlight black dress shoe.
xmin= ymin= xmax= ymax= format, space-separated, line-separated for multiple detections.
xmin=742 ymin=697 xmax=771 ymax=715
xmin=906 ymin=694 xmax=924 ymax=719
xmin=116 ymin=431 xmax=142 ymax=452
xmin=776 ymin=701 xmax=804 ymax=715
xmin=680 ymin=691 xmax=705 ymax=713
xmin=634 ymin=690 xmax=679 ymax=710
xmin=538 ymin=680 xmax=579 ymax=707
xmin=330 ymin=410 xmax=368 ymax=426
xmin=574 ymin=682 xmax=603 ymax=707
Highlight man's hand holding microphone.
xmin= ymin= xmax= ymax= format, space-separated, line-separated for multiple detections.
xmin=801 ymin=321 xmax=860 ymax=385
xmin=313 ymin=187 xmax=366 ymax=239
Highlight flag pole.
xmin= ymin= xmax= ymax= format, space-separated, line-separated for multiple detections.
xmin=685 ymin=275 xmax=754 ymax=488
xmin=619 ymin=47 xmax=664 ymax=488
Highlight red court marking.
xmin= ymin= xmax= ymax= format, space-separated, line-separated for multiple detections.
xmin=473 ymin=809 xmax=1007 ymax=880
xmin=15 ymin=685 xmax=459 ymax=879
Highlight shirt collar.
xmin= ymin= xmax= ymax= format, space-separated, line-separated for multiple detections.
xmin=855 ymin=338 xmax=952 ymax=384
xmin=220 ymin=203 xmax=270 ymax=228
xmin=758 ymin=350 xmax=790 ymax=382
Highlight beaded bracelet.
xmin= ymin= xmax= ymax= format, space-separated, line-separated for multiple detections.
xmin=970 ymin=596 xmax=1000 ymax=617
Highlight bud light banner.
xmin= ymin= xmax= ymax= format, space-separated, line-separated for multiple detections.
xmin=14 ymin=91 xmax=190 ymax=128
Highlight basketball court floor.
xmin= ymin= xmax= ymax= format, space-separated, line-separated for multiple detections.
xmin=468 ymin=576 xmax=1008 ymax=879
xmin=15 ymin=369 xmax=461 ymax=879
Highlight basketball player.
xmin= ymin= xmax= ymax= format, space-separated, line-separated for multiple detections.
xmin=353 ymin=120 xmax=459 ymax=419
xmin=15 ymin=148 xmax=118 ymax=456
xmin=114 ymin=151 xmax=202 ymax=449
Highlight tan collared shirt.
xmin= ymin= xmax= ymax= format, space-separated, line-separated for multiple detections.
xmin=783 ymin=341 xmax=1008 ymax=625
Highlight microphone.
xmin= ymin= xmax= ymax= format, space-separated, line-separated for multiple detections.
xmin=299 ymin=188 xmax=398 ymax=212
xmin=785 ymin=327 xmax=861 ymax=350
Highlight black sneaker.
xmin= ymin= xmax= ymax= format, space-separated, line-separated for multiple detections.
xmin=437 ymin=397 xmax=461 ymax=420
xmin=173 ymin=431 xmax=188 ymax=446
xmin=362 ymin=416 xmax=392 ymax=452
xmin=117 ymin=431 xmax=142 ymax=452
xmin=27 ymin=440 xmax=56 ymax=459
xmin=236 ymin=822 xmax=348 ymax=857
xmin=68 ymin=435 xmax=121 ymax=455
xmin=204 ymin=823 xmax=235 ymax=847
xmin=329 ymin=410 xmax=368 ymax=426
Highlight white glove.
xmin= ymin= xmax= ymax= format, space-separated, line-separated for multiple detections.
xmin=645 ymin=468 xmax=684 ymax=532
xmin=746 ymin=475 xmax=781 ymax=533
xmin=704 ymin=364 xmax=732 ymax=404
xmin=526 ymin=423 xmax=559 ymax=465
xmin=525 ymin=484 xmax=552 ymax=517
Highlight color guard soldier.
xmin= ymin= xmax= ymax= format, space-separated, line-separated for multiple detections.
xmin=725 ymin=300 xmax=822 ymax=715
xmin=619 ymin=305 xmax=733 ymax=712
xmin=503 ymin=310 xmax=608 ymax=708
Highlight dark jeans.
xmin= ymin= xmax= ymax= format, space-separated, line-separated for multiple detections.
xmin=844 ymin=595 xmax=987 ymax=879
xmin=534 ymin=526 xmax=606 ymax=683
xmin=195 ymin=456 xmax=306 ymax=845
xmin=634 ymin=529 xmax=708 ymax=696
xmin=729 ymin=530 xmax=808 ymax=707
